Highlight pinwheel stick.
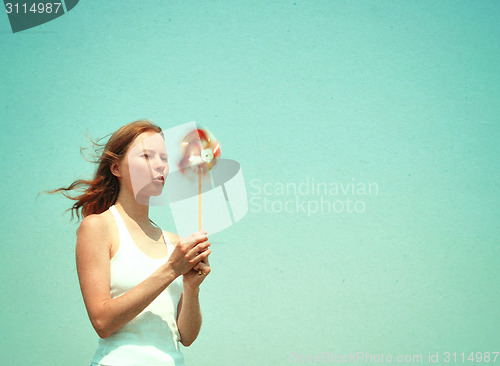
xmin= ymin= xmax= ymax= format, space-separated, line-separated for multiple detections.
xmin=198 ymin=166 xmax=203 ymax=275
xmin=179 ymin=128 xmax=221 ymax=275
xmin=198 ymin=166 xmax=202 ymax=231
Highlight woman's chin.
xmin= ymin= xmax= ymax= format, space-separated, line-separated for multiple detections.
xmin=135 ymin=185 xmax=164 ymax=201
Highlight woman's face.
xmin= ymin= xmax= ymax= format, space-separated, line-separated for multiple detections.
xmin=116 ymin=131 xmax=169 ymax=204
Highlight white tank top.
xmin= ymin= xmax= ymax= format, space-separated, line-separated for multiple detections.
xmin=91 ymin=205 xmax=185 ymax=366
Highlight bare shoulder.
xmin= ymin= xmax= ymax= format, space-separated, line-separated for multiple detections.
xmin=78 ymin=211 xmax=112 ymax=237
xmin=76 ymin=210 xmax=113 ymax=253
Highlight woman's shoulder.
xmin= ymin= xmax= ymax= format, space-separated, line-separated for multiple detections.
xmin=77 ymin=209 xmax=114 ymax=238
xmin=75 ymin=210 xmax=115 ymax=259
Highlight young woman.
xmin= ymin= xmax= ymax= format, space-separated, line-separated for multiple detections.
xmin=50 ymin=119 xmax=211 ymax=366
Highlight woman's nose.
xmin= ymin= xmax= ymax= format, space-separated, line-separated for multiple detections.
xmin=153 ymin=157 xmax=168 ymax=173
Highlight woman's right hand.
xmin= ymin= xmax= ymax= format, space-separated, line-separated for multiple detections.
xmin=167 ymin=230 xmax=211 ymax=277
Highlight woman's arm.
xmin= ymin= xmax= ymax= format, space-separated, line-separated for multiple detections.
xmin=177 ymin=288 xmax=201 ymax=346
xmin=177 ymin=255 xmax=211 ymax=346
xmin=76 ymin=215 xmax=210 ymax=339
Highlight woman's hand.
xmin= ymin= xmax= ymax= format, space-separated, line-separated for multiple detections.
xmin=167 ymin=230 xmax=211 ymax=278
xmin=183 ymin=253 xmax=211 ymax=292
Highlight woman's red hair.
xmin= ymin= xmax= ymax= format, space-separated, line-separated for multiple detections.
xmin=45 ymin=119 xmax=162 ymax=221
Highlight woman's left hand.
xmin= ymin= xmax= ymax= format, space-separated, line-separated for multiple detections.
xmin=182 ymin=253 xmax=211 ymax=291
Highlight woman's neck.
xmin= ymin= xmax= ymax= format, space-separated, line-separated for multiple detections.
xmin=114 ymin=189 xmax=152 ymax=228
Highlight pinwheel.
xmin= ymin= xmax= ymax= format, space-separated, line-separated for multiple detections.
xmin=178 ymin=128 xmax=221 ymax=274
xmin=163 ymin=121 xmax=248 ymax=253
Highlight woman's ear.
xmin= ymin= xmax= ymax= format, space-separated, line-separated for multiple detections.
xmin=110 ymin=160 xmax=121 ymax=178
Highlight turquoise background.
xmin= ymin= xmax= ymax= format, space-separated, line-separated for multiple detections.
xmin=1 ymin=1 xmax=499 ymax=365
